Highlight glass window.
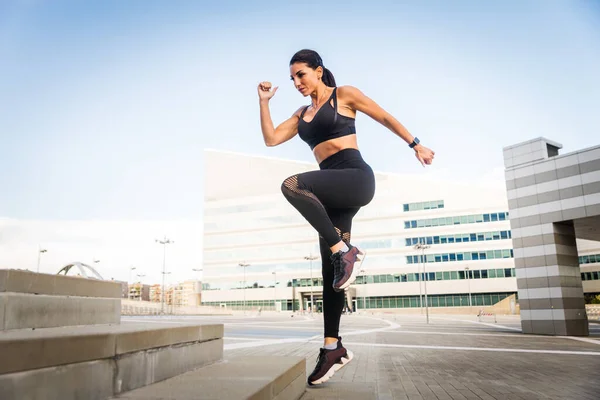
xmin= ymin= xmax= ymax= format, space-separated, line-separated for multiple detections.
xmin=434 ymin=255 xmax=442 ymax=263
xmin=499 ymin=212 xmax=506 ymax=221
xmin=496 ymin=268 xmax=505 ymax=277
xmin=434 ymin=236 xmax=440 ymax=244
xmin=455 ymin=235 xmax=462 ymax=243
xmin=411 ymin=220 xmax=417 ymax=228
xmin=443 ymin=271 xmax=450 ymax=280
xmin=505 ymin=268 xmax=513 ymax=277
xmin=481 ymin=269 xmax=488 ymax=279
xmin=403 ymin=204 xmax=409 ymax=212
xmin=477 ymin=234 xmax=484 ymax=241
xmin=472 ymin=253 xmax=479 ymax=260
xmin=453 ymin=217 xmax=460 ymax=225
xmin=475 ymin=214 xmax=484 ymax=223
xmin=483 ymin=214 xmax=490 ymax=222
xmin=458 ymin=270 xmax=465 ymax=279
xmin=441 ymin=237 xmax=448 ymax=244
xmin=501 ymin=231 xmax=508 ymax=239
xmin=442 ymin=254 xmax=449 ymax=262
xmin=448 ymin=237 xmax=455 ymax=243
xmin=449 ymin=253 xmax=456 ymax=261
xmin=593 ymin=271 xmax=599 ymax=280
xmin=460 ymin=253 xmax=467 ymax=260
xmin=582 ymin=256 xmax=590 ymax=264
xmin=461 ymin=216 xmax=468 ymax=224
xmin=488 ymin=269 xmax=497 ymax=278
xmin=436 ymin=272 xmax=443 ymax=280
xmin=491 ymin=213 xmax=498 ymax=221
xmin=470 ymin=233 xmax=477 ymax=241
xmin=426 ymin=237 xmax=433 ymax=245
xmin=468 ymin=215 xmax=476 ymax=223
xmin=450 ymin=271 xmax=458 ymax=279
xmin=473 ymin=270 xmax=481 ymax=279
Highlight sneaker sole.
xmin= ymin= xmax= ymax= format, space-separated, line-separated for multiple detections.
xmin=308 ymin=350 xmax=354 ymax=386
xmin=337 ymin=249 xmax=366 ymax=291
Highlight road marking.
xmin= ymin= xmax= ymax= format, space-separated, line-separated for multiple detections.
xmin=224 ymin=317 xmax=400 ymax=350
xmin=432 ymin=316 xmax=522 ymax=331
xmin=383 ymin=330 xmax=540 ymax=338
xmin=560 ymin=336 xmax=600 ymax=346
xmin=309 ymin=340 xmax=600 ymax=356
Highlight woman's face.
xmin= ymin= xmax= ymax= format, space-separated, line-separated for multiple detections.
xmin=290 ymin=62 xmax=321 ymax=96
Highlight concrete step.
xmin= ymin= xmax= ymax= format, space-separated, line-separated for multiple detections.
xmin=112 ymin=356 xmax=306 ymax=400
xmin=1 ymin=269 xmax=124 ymax=331
xmin=0 ymin=292 xmax=121 ymax=330
xmin=0 ymin=322 xmax=223 ymax=400
xmin=0 ymin=269 xmax=122 ymax=298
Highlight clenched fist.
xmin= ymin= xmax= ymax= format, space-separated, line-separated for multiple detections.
xmin=258 ymin=81 xmax=278 ymax=101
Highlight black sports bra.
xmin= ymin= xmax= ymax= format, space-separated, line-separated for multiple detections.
xmin=297 ymin=87 xmax=356 ymax=150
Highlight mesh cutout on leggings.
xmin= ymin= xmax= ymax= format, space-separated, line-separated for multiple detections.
xmin=282 ymin=175 xmax=331 ymax=222
xmin=341 ymin=232 xmax=351 ymax=244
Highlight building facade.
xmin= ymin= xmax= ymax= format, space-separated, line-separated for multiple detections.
xmin=503 ymin=137 xmax=600 ymax=335
xmin=202 ymin=149 xmax=599 ymax=313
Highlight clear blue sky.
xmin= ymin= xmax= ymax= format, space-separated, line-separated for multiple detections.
xmin=1 ymin=0 xmax=599 ymax=222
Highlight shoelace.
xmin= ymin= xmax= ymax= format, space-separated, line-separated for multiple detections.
xmin=313 ymin=348 xmax=328 ymax=372
xmin=330 ymin=252 xmax=344 ymax=282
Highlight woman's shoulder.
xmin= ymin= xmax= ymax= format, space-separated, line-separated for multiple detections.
xmin=336 ymin=85 xmax=364 ymax=99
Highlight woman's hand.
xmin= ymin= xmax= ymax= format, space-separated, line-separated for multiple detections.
xmin=258 ymin=81 xmax=278 ymax=101
xmin=414 ymin=144 xmax=435 ymax=167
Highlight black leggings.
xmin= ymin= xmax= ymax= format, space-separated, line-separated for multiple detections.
xmin=281 ymin=148 xmax=375 ymax=338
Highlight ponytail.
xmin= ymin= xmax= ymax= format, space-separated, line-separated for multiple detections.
xmin=322 ymin=67 xmax=336 ymax=87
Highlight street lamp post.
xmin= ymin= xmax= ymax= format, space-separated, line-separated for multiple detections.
xmin=239 ymin=262 xmax=250 ymax=313
xmin=272 ymin=271 xmax=277 ymax=311
xmin=414 ymin=241 xmax=431 ymax=324
xmin=304 ymin=254 xmax=318 ymax=314
xmin=37 ymin=246 xmax=47 ymax=273
xmin=465 ymin=266 xmax=472 ymax=312
xmin=155 ymin=236 xmax=174 ymax=314
xmin=413 ymin=242 xmax=424 ymax=314
xmin=136 ymin=273 xmax=145 ymax=301
xmin=360 ymin=269 xmax=366 ymax=312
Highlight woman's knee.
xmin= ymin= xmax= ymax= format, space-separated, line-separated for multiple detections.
xmin=281 ymin=174 xmax=309 ymax=197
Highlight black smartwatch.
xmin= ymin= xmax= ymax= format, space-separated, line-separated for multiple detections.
xmin=409 ymin=137 xmax=420 ymax=148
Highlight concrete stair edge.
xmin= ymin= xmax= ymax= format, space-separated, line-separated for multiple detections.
xmin=111 ymin=355 xmax=307 ymax=400
xmin=0 ymin=269 xmax=122 ymax=298
xmin=0 ymin=322 xmax=224 ymax=374
xmin=1 ymin=292 xmax=121 ymax=331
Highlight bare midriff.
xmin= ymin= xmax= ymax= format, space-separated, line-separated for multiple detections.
xmin=312 ymin=134 xmax=360 ymax=164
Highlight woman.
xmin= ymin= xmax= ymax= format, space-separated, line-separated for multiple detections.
xmin=257 ymin=49 xmax=435 ymax=386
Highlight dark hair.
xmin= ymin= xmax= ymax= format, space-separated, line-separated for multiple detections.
xmin=290 ymin=49 xmax=336 ymax=87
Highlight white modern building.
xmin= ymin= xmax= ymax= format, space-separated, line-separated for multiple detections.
xmin=201 ymin=149 xmax=600 ymax=313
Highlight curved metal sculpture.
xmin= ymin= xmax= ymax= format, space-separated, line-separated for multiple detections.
xmin=57 ymin=262 xmax=104 ymax=280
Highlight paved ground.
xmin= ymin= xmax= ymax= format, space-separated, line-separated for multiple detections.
xmin=123 ymin=313 xmax=600 ymax=400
